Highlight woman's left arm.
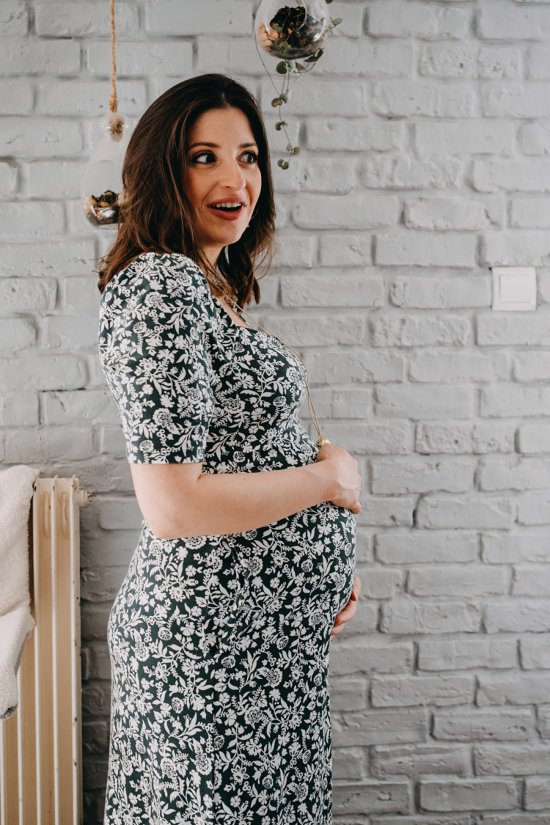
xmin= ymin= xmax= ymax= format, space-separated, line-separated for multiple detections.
xmin=330 ymin=575 xmax=362 ymax=641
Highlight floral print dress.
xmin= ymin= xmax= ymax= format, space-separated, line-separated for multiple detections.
xmin=98 ymin=252 xmax=357 ymax=825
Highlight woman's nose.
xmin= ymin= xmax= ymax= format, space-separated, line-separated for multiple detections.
xmin=220 ymin=161 xmax=246 ymax=190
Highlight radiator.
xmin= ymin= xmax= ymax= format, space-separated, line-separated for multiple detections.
xmin=0 ymin=476 xmax=91 ymax=825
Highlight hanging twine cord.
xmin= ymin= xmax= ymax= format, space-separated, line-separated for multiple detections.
xmin=108 ymin=0 xmax=118 ymax=113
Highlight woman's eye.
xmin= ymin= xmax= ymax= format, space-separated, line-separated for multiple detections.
xmin=191 ymin=151 xmax=259 ymax=165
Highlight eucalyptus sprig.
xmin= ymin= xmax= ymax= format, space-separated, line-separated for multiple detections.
xmin=253 ymin=1 xmax=343 ymax=169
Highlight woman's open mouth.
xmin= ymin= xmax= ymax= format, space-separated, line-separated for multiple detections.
xmin=207 ymin=202 xmax=245 ymax=221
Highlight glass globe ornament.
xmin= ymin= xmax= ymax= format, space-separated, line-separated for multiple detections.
xmin=255 ymin=0 xmax=331 ymax=60
xmin=81 ymin=112 xmax=131 ymax=227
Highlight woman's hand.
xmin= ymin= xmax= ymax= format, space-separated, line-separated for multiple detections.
xmin=330 ymin=575 xmax=361 ymax=641
xmin=315 ymin=442 xmax=362 ymax=514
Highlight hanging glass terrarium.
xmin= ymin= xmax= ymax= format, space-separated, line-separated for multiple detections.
xmin=255 ymin=0 xmax=332 ymax=60
xmin=81 ymin=112 xmax=130 ymax=226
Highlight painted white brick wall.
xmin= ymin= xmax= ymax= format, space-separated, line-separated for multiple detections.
xmin=2 ymin=0 xmax=550 ymax=821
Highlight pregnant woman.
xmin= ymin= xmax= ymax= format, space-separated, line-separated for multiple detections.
xmin=98 ymin=73 xmax=362 ymax=824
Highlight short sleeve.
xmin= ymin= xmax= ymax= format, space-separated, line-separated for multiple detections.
xmin=98 ymin=254 xmax=215 ymax=464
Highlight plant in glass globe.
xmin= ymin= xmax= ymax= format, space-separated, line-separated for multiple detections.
xmin=254 ymin=0 xmax=342 ymax=169
xmin=81 ymin=112 xmax=131 ymax=226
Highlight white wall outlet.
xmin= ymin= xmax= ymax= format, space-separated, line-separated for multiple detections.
xmin=491 ymin=266 xmax=537 ymax=312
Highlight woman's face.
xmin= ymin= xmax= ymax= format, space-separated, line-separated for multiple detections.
xmin=184 ymin=106 xmax=262 ymax=268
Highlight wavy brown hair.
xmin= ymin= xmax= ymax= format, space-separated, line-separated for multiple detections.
xmin=97 ymin=74 xmax=277 ymax=308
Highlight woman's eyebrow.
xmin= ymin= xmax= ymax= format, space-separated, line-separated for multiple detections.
xmin=188 ymin=141 xmax=258 ymax=149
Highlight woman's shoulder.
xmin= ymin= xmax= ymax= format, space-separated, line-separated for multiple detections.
xmin=100 ymin=252 xmax=214 ymax=311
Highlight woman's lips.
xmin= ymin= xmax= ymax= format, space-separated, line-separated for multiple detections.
xmin=207 ymin=204 xmax=245 ymax=221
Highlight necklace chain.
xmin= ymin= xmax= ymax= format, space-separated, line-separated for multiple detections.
xmin=217 ymin=288 xmax=330 ymax=449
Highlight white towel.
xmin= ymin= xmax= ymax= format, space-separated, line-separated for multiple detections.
xmin=0 ymin=465 xmax=39 ymax=720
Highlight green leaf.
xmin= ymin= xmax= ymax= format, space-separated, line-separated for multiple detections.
xmin=277 ymin=159 xmax=290 ymax=169
xmin=295 ymin=62 xmax=306 ymax=71
xmin=275 ymin=121 xmax=288 ymax=131
xmin=331 ymin=17 xmax=342 ymax=26
xmin=292 ymin=146 xmax=301 ymax=155
xmin=325 ymin=0 xmax=333 ymax=4
xmin=279 ymin=92 xmax=288 ymax=103
xmin=271 ymin=97 xmax=283 ymax=107
xmin=276 ymin=61 xmax=288 ymax=74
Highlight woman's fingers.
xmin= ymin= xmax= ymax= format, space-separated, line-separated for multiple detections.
xmin=330 ymin=575 xmax=362 ymax=640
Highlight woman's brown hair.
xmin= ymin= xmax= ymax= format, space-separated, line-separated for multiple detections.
xmin=97 ymin=73 xmax=277 ymax=308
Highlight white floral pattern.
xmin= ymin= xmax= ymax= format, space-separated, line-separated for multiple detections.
xmin=98 ymin=252 xmax=357 ymax=824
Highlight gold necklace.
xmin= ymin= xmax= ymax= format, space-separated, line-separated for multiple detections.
xmin=222 ymin=291 xmax=331 ymax=450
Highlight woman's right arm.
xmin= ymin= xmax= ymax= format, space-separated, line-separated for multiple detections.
xmin=130 ymin=444 xmax=361 ymax=540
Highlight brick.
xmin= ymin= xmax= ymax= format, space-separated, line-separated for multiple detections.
xmin=368 ymin=3 xmax=469 ymax=39
xmin=409 ymin=565 xmax=508 ymax=598
xmin=475 ymin=744 xmax=550 ymax=776
xmin=373 ymin=81 xmax=475 ymax=118
xmin=519 ymin=122 xmax=550 ymax=156
xmin=0 ymin=118 xmax=82 ymax=156
xmin=0 ymin=317 xmax=34 ymax=351
xmin=480 ymin=7 xmax=550 ymax=40
xmin=0 ymin=354 xmax=87 ymax=391
xmin=390 ymin=273 xmax=491 ymax=309
xmin=4 ymin=426 xmax=94 ymax=462
xmin=483 ymin=532 xmax=550 ymax=564
xmin=434 ymin=708 xmax=533 ymax=741
xmin=330 ymin=635 xmax=409 ymax=678
xmin=0 ymin=40 xmax=80 ymax=75
xmin=410 ymin=351 xmax=509 ymax=383
xmin=38 ymin=80 xmax=146 ymax=117
xmin=481 ymin=385 xmax=550 ymax=417
xmin=417 ymin=422 xmax=514 ymax=455
xmin=372 ymin=674 xmax=474 ymax=708
xmin=419 ymin=639 xmax=517 ymax=672
xmin=273 ymin=158 xmax=357 ymax=196
xmin=281 ymin=272 xmax=384 ymax=308
xmin=375 ymin=386 xmax=474 ymax=420
xmin=319 ymin=233 xmax=372 ymax=266
xmin=526 ymin=777 xmax=550 ymax=811
xmin=482 ymin=817 xmax=550 ymax=825
xmin=271 ymin=234 xmax=315 ymax=269
xmin=474 ymin=160 xmax=550 ymax=192
xmin=145 ymin=1 xmax=251 ymax=35
xmin=510 ymin=198 xmax=550 ymax=228
xmin=292 ymin=193 xmax=399 ymax=230
xmin=315 ymin=40 xmax=414 ymax=77
xmin=364 ymin=156 xmax=463 ymax=190
xmin=485 ymin=600 xmax=550 ymax=633
xmin=518 ymin=492 xmax=550 ymax=525
xmin=479 ymin=457 xmax=550 ymax=491
xmin=420 ymin=45 xmax=521 ymax=79
xmin=0 ymin=2 xmax=28 ymax=36
xmin=35 ymin=3 xmax=137 ymax=35
xmin=332 ymin=708 xmax=428 ymax=747
xmin=538 ymin=707 xmax=550 ymax=739
xmin=405 ymin=195 xmax=503 ymax=229
xmin=483 ymin=84 xmax=550 ymax=118
xmin=372 ymin=818 xmax=471 ymax=825
xmin=415 ymin=122 xmax=514 ymax=157
xmin=371 ymin=744 xmax=470 ymax=778
xmin=329 ymin=678 xmax=367 ymax=712
xmin=0 ymin=202 xmax=65 ymax=238
xmin=332 ymin=748 xmax=366 ymax=782
xmin=361 ymin=568 xmax=404 ymax=600
xmin=376 ymin=233 xmax=477 ymax=268
xmin=45 ymin=315 xmax=98 ymax=349
xmin=0 ymin=278 xmax=56 ymax=310
xmin=322 ymin=422 xmax=412 ymax=456
xmin=252 ymin=315 xmax=367 ymax=348
xmin=0 ymin=80 xmax=33 ymax=114
xmin=371 ymin=457 xmax=473 ymax=495
xmin=0 ymin=393 xmax=38 ymax=427
xmin=305 ymin=351 xmax=404 ymax=383
xmin=519 ymin=423 xmax=550 ymax=454
xmin=529 ymin=45 xmax=550 ymax=80
xmin=0 ymin=239 xmax=96 ymax=277
xmin=514 ymin=352 xmax=550 ymax=381
xmin=362 ymin=496 xmax=416 ymax=528
xmin=483 ymin=231 xmax=550 ymax=265
xmin=87 ymin=41 xmax=193 ymax=77
xmin=28 ymin=160 xmax=83 ymax=199
xmin=522 ymin=635 xmax=550 ymax=668
xmin=333 ymin=781 xmax=410 ymax=816
xmin=306 ymin=117 xmax=405 ymax=152
xmin=81 ymin=567 xmax=126 ymax=602
xmin=0 ymin=162 xmax=17 ymax=195
xmin=262 ymin=78 xmax=368 ymax=118
xmin=420 ymin=779 xmax=517 ymax=812
xmin=381 ymin=599 xmax=481 ymax=635
xmin=97 ymin=498 xmax=141 ymax=531
xmin=372 ymin=316 xmax=471 ymax=347
xmin=375 ymin=531 xmax=478 ymax=565
xmin=416 ymin=495 xmax=514 ymax=529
